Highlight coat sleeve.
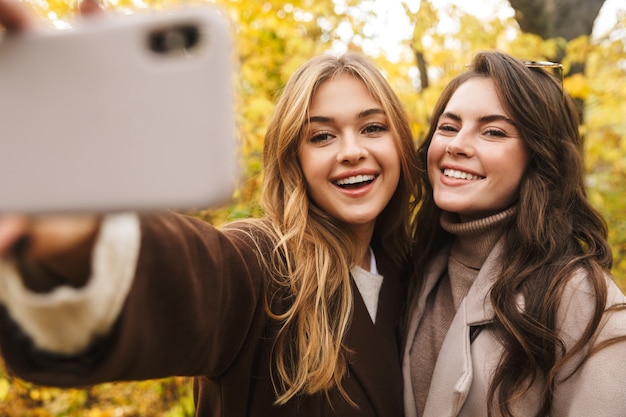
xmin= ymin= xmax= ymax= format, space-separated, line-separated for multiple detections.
xmin=0 ymin=212 xmax=267 ymax=387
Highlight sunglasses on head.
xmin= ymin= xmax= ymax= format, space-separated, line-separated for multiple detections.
xmin=523 ymin=60 xmax=565 ymax=98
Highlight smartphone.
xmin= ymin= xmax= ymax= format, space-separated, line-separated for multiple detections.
xmin=0 ymin=6 xmax=237 ymax=213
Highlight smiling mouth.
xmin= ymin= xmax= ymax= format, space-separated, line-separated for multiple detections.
xmin=443 ymin=169 xmax=485 ymax=181
xmin=334 ymin=174 xmax=377 ymax=188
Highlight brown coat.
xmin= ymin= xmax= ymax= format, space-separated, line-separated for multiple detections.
xmin=0 ymin=213 xmax=406 ymax=417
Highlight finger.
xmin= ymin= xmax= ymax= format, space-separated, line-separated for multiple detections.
xmin=26 ymin=215 xmax=101 ymax=285
xmin=0 ymin=0 xmax=38 ymax=32
xmin=78 ymin=0 xmax=104 ymax=16
xmin=0 ymin=215 xmax=30 ymax=255
xmin=28 ymin=215 xmax=100 ymax=259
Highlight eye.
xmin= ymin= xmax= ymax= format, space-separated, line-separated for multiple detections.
xmin=362 ymin=123 xmax=388 ymax=135
xmin=309 ymin=131 xmax=335 ymax=144
xmin=484 ymin=128 xmax=507 ymax=138
xmin=436 ymin=123 xmax=458 ymax=133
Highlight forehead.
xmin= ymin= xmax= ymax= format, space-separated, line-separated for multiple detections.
xmin=309 ymin=74 xmax=380 ymax=114
xmin=444 ymin=77 xmax=508 ymax=117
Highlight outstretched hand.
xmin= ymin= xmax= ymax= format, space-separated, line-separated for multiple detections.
xmin=0 ymin=215 xmax=101 ymax=289
xmin=0 ymin=0 xmax=105 ymax=287
xmin=0 ymin=0 xmax=103 ymax=33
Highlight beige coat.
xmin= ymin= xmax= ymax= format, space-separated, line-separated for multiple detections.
xmin=403 ymin=238 xmax=626 ymax=417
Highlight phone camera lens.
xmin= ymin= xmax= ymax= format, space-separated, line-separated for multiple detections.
xmin=149 ymin=25 xmax=201 ymax=54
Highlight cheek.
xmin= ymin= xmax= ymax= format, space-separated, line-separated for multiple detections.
xmin=387 ymin=145 xmax=402 ymax=179
xmin=374 ymin=137 xmax=402 ymax=180
xmin=298 ymin=148 xmax=317 ymax=182
xmin=506 ymin=147 xmax=530 ymax=187
xmin=496 ymin=154 xmax=529 ymax=204
xmin=388 ymin=159 xmax=402 ymax=190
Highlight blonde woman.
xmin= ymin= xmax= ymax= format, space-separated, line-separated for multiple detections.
xmin=0 ymin=2 xmax=420 ymax=415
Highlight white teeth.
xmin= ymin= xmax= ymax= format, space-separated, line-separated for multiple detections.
xmin=336 ymin=174 xmax=376 ymax=186
xmin=443 ymin=168 xmax=483 ymax=180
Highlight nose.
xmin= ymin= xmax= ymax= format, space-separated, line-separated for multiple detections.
xmin=337 ymin=133 xmax=368 ymax=163
xmin=445 ymin=128 xmax=474 ymax=157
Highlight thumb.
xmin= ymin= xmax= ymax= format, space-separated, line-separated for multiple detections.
xmin=78 ymin=0 xmax=105 ymax=16
xmin=0 ymin=0 xmax=38 ymax=32
xmin=0 ymin=215 xmax=29 ymax=256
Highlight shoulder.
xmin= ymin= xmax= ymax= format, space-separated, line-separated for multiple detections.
xmin=221 ymin=218 xmax=276 ymax=254
xmin=138 ymin=212 xmax=273 ymax=247
xmin=559 ymin=268 xmax=626 ymax=311
xmin=558 ymin=267 xmax=626 ymax=346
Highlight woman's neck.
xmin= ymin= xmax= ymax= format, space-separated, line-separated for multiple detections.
xmin=349 ymin=222 xmax=375 ymax=272
xmin=356 ymin=247 xmax=372 ymax=271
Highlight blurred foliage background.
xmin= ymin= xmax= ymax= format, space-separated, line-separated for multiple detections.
xmin=1 ymin=0 xmax=624 ymax=415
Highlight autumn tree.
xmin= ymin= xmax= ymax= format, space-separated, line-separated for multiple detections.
xmin=1 ymin=0 xmax=624 ymax=415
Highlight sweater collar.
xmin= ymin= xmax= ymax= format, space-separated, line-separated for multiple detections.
xmin=440 ymin=207 xmax=516 ymax=270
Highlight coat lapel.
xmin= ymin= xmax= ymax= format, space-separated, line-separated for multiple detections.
xmin=463 ymin=239 xmax=503 ymax=325
xmin=408 ymin=239 xmax=506 ymax=417
xmin=403 ymin=246 xmax=450 ymax=417
xmin=343 ymin=250 xmax=405 ymax=417
xmin=422 ymin=297 xmax=473 ymax=417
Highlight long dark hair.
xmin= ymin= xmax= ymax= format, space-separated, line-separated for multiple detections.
xmin=413 ymin=51 xmax=619 ymax=416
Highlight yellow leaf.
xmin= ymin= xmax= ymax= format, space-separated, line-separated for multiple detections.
xmin=563 ymin=73 xmax=589 ymax=99
xmin=0 ymin=378 xmax=9 ymax=401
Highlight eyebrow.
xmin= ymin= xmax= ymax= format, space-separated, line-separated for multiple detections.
xmin=440 ymin=111 xmax=516 ymax=126
xmin=307 ymin=107 xmax=385 ymax=124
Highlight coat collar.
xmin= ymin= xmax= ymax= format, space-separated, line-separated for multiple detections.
xmin=407 ymin=237 xmax=505 ymax=331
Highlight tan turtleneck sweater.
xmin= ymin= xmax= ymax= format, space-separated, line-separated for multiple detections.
xmin=410 ymin=208 xmax=515 ymax=415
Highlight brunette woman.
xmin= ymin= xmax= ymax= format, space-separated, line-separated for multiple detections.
xmin=404 ymin=50 xmax=626 ymax=417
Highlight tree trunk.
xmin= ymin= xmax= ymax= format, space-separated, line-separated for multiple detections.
xmin=508 ymin=0 xmax=605 ymax=58
xmin=508 ymin=0 xmax=606 ymax=120
xmin=508 ymin=0 xmax=605 ymax=39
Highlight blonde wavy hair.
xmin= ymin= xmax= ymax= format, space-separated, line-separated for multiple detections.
xmin=239 ymin=53 xmax=419 ymax=404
